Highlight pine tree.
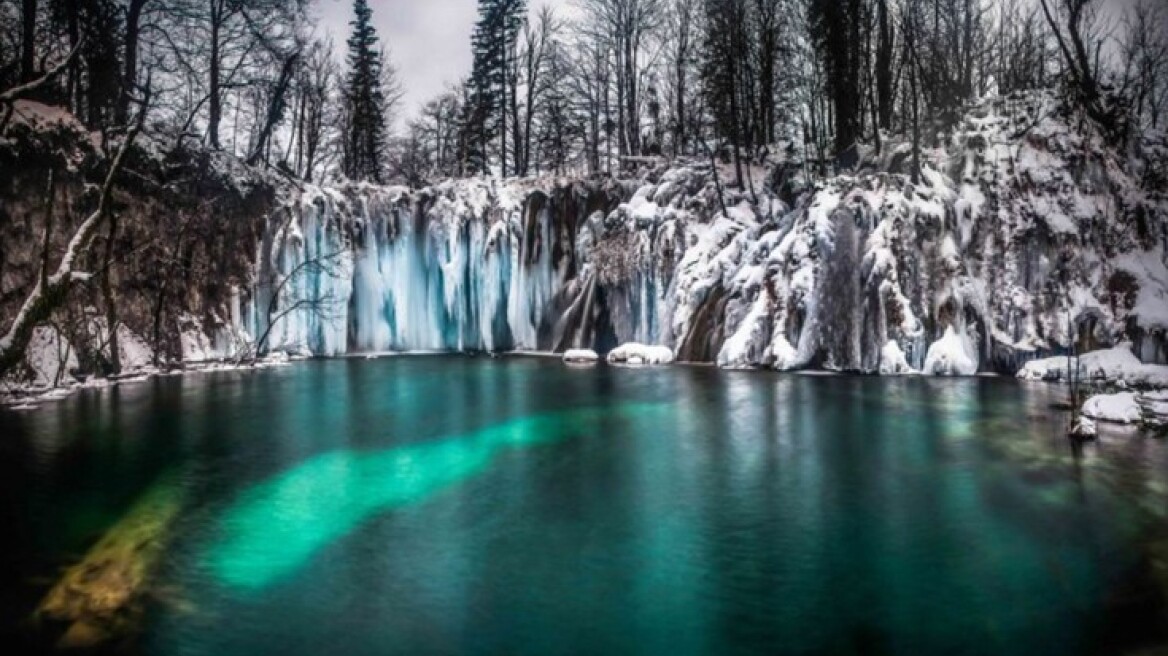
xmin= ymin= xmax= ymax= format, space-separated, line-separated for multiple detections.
xmin=342 ymin=0 xmax=389 ymax=183
xmin=464 ymin=0 xmax=526 ymax=176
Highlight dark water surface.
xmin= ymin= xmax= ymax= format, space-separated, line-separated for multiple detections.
xmin=2 ymin=357 xmax=1167 ymax=655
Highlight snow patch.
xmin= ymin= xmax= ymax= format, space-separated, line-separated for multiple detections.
xmin=1081 ymin=393 xmax=1142 ymax=424
xmin=922 ymin=327 xmax=979 ymax=376
xmin=562 ymin=349 xmax=599 ymax=364
xmin=879 ymin=341 xmax=917 ymax=375
xmin=607 ymin=343 xmax=675 ymax=366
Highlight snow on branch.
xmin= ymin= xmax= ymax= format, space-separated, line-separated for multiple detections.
xmin=0 ymin=40 xmax=85 ymax=133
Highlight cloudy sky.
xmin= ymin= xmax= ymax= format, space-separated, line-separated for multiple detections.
xmin=312 ymin=0 xmax=562 ymax=127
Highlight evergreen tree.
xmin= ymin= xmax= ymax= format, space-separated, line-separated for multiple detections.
xmin=463 ymin=0 xmax=525 ymax=175
xmin=342 ymin=0 xmax=389 ymax=183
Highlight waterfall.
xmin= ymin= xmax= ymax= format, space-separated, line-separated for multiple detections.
xmin=249 ymin=182 xmax=595 ymax=356
xmin=240 ymin=107 xmax=1167 ymax=376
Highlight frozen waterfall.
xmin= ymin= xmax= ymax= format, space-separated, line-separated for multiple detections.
xmin=246 ymin=181 xmax=617 ymax=357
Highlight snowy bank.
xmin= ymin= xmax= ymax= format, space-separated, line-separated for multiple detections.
xmin=1017 ymin=343 xmax=1168 ymax=388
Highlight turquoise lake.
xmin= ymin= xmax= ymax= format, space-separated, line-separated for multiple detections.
xmin=1 ymin=356 xmax=1166 ymax=655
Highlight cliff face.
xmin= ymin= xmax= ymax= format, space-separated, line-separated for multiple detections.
xmin=4 ymin=92 xmax=1167 ymax=388
xmin=0 ymin=101 xmax=276 ymax=386
xmin=253 ymin=92 xmax=1167 ymax=374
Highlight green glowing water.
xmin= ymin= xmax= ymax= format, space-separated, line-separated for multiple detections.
xmin=1 ymin=357 xmax=1166 ymax=655
xmin=208 ymin=404 xmax=667 ymax=591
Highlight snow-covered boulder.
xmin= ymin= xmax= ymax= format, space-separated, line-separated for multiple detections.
xmin=1070 ymin=416 xmax=1098 ymax=440
xmin=606 ymin=343 xmax=675 ymax=366
xmin=562 ymin=349 xmax=599 ymax=365
xmin=879 ymin=341 xmax=916 ymax=375
xmin=1081 ymin=392 xmax=1142 ymax=424
xmin=922 ymin=327 xmax=979 ymax=376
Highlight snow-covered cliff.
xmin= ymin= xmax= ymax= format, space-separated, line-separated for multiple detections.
xmin=251 ymin=92 xmax=1168 ymax=374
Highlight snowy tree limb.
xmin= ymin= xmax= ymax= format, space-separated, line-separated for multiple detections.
xmin=0 ymin=39 xmax=85 ymax=133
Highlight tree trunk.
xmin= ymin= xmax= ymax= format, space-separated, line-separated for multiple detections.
xmin=624 ymin=38 xmax=639 ymax=156
xmin=101 ymin=210 xmax=121 ymax=374
xmin=20 ymin=0 xmax=37 ymax=82
xmin=876 ymin=0 xmax=894 ymax=130
xmin=118 ymin=0 xmax=147 ymax=124
xmin=208 ymin=2 xmax=222 ymax=149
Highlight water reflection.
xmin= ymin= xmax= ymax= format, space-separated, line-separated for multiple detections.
xmin=0 ymin=359 xmax=1165 ymax=655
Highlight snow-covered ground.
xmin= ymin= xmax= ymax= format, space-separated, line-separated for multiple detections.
xmin=1017 ymin=343 xmax=1168 ymax=431
xmin=1017 ymin=343 xmax=1168 ymax=388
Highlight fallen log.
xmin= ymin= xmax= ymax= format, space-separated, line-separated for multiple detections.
xmin=33 ymin=472 xmax=186 ymax=651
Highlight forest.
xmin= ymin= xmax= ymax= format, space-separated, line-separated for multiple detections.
xmin=1 ymin=0 xmax=1165 ymax=187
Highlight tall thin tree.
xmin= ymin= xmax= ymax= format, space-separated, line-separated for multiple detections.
xmin=342 ymin=0 xmax=390 ymax=183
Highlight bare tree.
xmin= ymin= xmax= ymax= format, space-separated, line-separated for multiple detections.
xmin=993 ymin=0 xmax=1049 ymax=95
xmin=1037 ymin=0 xmax=1121 ymax=135
xmin=250 ymin=247 xmax=349 ymax=360
xmin=575 ymin=0 xmax=664 ymax=158
xmin=287 ymin=39 xmax=337 ymax=182
xmin=0 ymin=36 xmax=82 ymax=131
xmin=1117 ymin=0 xmax=1168 ymax=130
xmin=662 ymin=0 xmax=699 ymax=157
xmin=564 ymin=28 xmax=612 ymax=173
xmin=516 ymin=6 xmax=559 ymax=176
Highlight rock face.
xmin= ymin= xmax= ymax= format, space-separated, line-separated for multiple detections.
xmin=250 ymin=92 xmax=1168 ymax=374
xmin=0 ymin=100 xmax=276 ymax=385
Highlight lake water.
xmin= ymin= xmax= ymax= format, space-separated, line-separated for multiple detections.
xmin=1 ymin=357 xmax=1167 ymax=655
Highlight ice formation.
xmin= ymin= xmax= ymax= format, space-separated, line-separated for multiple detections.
xmin=226 ymin=93 xmax=1168 ymax=376
xmin=922 ymin=327 xmax=980 ymax=376
xmin=879 ymin=340 xmax=917 ymax=376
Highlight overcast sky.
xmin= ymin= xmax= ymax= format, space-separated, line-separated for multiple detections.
xmin=312 ymin=0 xmax=562 ymax=127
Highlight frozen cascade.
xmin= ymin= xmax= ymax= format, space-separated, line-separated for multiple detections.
xmin=248 ymin=181 xmax=626 ymax=356
xmin=241 ymin=92 xmax=1168 ymax=375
